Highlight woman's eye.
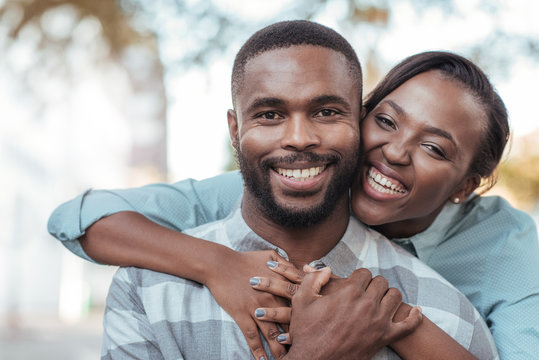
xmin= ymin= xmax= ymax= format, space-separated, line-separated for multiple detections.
xmin=423 ymin=144 xmax=447 ymax=160
xmin=375 ymin=116 xmax=396 ymax=129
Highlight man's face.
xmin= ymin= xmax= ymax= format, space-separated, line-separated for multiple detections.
xmin=228 ymin=45 xmax=361 ymax=227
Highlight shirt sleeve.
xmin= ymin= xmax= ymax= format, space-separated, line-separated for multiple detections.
xmin=482 ymin=209 xmax=539 ymax=360
xmin=432 ymin=198 xmax=539 ymax=360
xmin=101 ymin=268 xmax=167 ymax=360
xmin=47 ymin=171 xmax=244 ymax=262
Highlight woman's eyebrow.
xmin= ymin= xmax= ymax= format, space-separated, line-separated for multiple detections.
xmin=382 ymin=99 xmax=406 ymax=115
xmin=382 ymin=99 xmax=457 ymax=147
xmin=423 ymin=126 xmax=457 ymax=147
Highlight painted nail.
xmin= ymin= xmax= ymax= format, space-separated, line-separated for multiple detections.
xmin=260 ymin=357 xmax=266 ymax=360
xmin=255 ymin=308 xmax=266 ymax=318
xmin=277 ymin=334 xmax=287 ymax=343
xmin=267 ymin=260 xmax=278 ymax=269
xmin=249 ymin=277 xmax=260 ymax=286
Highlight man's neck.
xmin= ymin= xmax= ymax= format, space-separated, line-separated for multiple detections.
xmin=241 ymin=194 xmax=351 ymax=268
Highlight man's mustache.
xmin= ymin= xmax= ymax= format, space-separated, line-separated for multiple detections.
xmin=261 ymin=152 xmax=340 ymax=169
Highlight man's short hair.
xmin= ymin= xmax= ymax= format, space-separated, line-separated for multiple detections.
xmin=231 ymin=20 xmax=363 ymax=107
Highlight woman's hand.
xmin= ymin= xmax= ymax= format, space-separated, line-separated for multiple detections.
xmin=202 ymin=249 xmax=301 ymax=360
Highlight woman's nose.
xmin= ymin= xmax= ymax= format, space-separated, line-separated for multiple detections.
xmin=381 ymin=141 xmax=411 ymax=166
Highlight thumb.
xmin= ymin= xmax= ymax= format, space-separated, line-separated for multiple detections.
xmin=299 ymin=266 xmax=332 ymax=297
xmin=388 ymin=306 xmax=423 ymax=341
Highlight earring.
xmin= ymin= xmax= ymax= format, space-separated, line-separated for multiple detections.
xmin=453 ymin=197 xmax=460 ymax=204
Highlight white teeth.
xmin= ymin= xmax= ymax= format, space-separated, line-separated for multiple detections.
xmin=276 ymin=166 xmax=325 ymax=181
xmin=367 ymin=167 xmax=406 ymax=194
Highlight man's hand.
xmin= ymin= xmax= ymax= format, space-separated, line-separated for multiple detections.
xmin=282 ymin=267 xmax=422 ymax=360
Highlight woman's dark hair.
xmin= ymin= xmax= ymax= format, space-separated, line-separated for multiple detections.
xmin=364 ymin=51 xmax=510 ymax=192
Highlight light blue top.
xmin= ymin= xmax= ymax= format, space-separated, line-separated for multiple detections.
xmin=48 ymin=170 xmax=539 ymax=359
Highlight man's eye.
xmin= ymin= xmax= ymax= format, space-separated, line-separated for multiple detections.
xmin=260 ymin=112 xmax=280 ymax=120
xmin=315 ymin=109 xmax=337 ymax=117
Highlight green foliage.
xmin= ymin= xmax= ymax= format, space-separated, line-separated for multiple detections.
xmin=498 ymin=156 xmax=539 ymax=207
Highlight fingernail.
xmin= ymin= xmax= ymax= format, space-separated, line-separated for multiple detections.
xmin=255 ymin=308 xmax=266 ymax=318
xmin=277 ymin=334 xmax=287 ymax=343
xmin=249 ymin=277 xmax=260 ymax=286
xmin=260 ymin=357 xmax=266 ymax=360
xmin=267 ymin=260 xmax=278 ymax=269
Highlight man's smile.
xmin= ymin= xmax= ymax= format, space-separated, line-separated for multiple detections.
xmin=275 ymin=166 xmax=326 ymax=181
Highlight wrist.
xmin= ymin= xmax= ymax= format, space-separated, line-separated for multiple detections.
xmin=196 ymin=240 xmax=237 ymax=286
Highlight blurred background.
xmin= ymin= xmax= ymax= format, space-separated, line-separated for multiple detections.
xmin=1 ymin=0 xmax=538 ymax=358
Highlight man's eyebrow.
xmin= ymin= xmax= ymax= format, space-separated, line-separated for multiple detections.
xmin=382 ymin=99 xmax=457 ymax=146
xmin=311 ymin=95 xmax=352 ymax=110
xmin=246 ymin=97 xmax=286 ymax=113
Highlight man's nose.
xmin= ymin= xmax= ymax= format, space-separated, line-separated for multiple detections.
xmin=381 ymin=141 xmax=411 ymax=166
xmin=280 ymin=115 xmax=320 ymax=151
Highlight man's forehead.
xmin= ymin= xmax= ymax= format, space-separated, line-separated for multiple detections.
xmin=244 ymin=45 xmax=349 ymax=75
xmin=236 ymin=45 xmax=359 ymax=107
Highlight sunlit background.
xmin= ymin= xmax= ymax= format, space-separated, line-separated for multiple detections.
xmin=1 ymin=0 xmax=538 ymax=358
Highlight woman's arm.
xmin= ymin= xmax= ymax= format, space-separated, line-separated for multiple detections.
xmin=47 ymin=171 xmax=244 ymax=261
xmin=49 ymin=172 xmax=290 ymax=359
xmin=83 ymin=211 xmax=291 ymax=360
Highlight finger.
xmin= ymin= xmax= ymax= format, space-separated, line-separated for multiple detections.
xmin=365 ymin=275 xmax=389 ymax=303
xmin=295 ymin=266 xmax=332 ymax=301
xmin=268 ymin=259 xmax=304 ymax=283
xmin=347 ymin=267 xmax=373 ymax=291
xmin=276 ymin=332 xmax=291 ymax=345
xmin=387 ymin=305 xmax=423 ymax=341
xmin=236 ymin=315 xmax=270 ymax=360
xmin=302 ymin=264 xmax=318 ymax=273
xmin=254 ymin=317 xmax=288 ymax=359
xmin=379 ymin=287 xmax=403 ymax=318
xmin=250 ymin=276 xmax=299 ymax=300
xmin=254 ymin=307 xmax=292 ymax=324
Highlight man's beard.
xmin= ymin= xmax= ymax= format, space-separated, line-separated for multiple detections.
xmin=236 ymin=145 xmax=360 ymax=228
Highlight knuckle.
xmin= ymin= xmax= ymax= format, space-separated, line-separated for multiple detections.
xmin=244 ymin=327 xmax=259 ymax=340
xmin=356 ymin=267 xmax=373 ymax=279
xmin=267 ymin=327 xmax=281 ymax=340
xmin=286 ymin=283 xmax=298 ymax=296
xmin=373 ymin=275 xmax=389 ymax=288
xmin=386 ymin=287 xmax=402 ymax=301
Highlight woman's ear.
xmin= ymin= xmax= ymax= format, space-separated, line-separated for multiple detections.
xmin=450 ymin=175 xmax=481 ymax=204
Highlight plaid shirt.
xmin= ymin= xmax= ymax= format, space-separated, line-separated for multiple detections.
xmin=101 ymin=206 xmax=498 ymax=360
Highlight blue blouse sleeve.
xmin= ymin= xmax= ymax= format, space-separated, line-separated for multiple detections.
xmin=47 ymin=171 xmax=244 ymax=262
xmin=427 ymin=197 xmax=539 ymax=360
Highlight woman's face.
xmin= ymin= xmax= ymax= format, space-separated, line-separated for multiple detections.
xmin=352 ymin=70 xmax=485 ymax=238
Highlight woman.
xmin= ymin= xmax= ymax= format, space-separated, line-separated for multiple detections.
xmin=48 ymin=51 xmax=538 ymax=359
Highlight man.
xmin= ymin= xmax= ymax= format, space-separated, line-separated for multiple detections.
xmin=51 ymin=21 xmax=497 ymax=359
